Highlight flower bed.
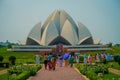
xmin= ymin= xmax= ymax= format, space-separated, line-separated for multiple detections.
xmin=76 ymin=64 xmax=109 ymax=80
xmin=76 ymin=63 xmax=120 ymax=80
xmin=8 ymin=64 xmax=42 ymax=80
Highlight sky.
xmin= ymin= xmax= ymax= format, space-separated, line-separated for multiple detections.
xmin=0 ymin=0 xmax=120 ymax=44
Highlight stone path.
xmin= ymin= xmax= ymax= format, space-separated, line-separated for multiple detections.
xmin=0 ymin=69 xmax=8 ymax=75
xmin=28 ymin=64 xmax=86 ymax=80
xmin=109 ymin=68 xmax=120 ymax=75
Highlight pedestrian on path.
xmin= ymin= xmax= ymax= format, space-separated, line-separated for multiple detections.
xmin=52 ymin=55 xmax=57 ymax=70
xmin=76 ymin=55 xmax=79 ymax=64
xmin=35 ymin=55 xmax=40 ymax=65
xmin=69 ymin=55 xmax=74 ymax=67
xmin=44 ymin=54 xmax=48 ymax=70
xmin=89 ymin=55 xmax=92 ymax=65
xmin=48 ymin=53 xmax=53 ymax=61
xmin=83 ymin=53 xmax=87 ymax=64
xmin=47 ymin=60 xmax=52 ymax=70
xmin=58 ymin=54 xmax=63 ymax=67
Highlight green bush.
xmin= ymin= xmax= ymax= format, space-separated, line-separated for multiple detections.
xmin=114 ymin=55 xmax=120 ymax=65
xmin=8 ymin=64 xmax=42 ymax=75
xmin=10 ymin=71 xmax=30 ymax=80
xmin=9 ymin=56 xmax=16 ymax=65
xmin=0 ymin=63 xmax=9 ymax=68
xmin=75 ymin=64 xmax=109 ymax=80
xmin=79 ymin=55 xmax=84 ymax=62
xmin=0 ymin=55 xmax=4 ymax=62
xmin=86 ymin=70 xmax=101 ymax=80
xmin=118 ymin=57 xmax=120 ymax=65
xmin=94 ymin=64 xmax=108 ymax=74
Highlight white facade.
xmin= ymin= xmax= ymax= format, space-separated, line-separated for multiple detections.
xmin=26 ymin=10 xmax=96 ymax=46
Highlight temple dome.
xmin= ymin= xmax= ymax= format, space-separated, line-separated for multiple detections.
xmin=26 ymin=10 xmax=93 ymax=46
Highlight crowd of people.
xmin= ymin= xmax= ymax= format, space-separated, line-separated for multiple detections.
xmin=35 ymin=52 xmax=114 ymax=70
xmin=43 ymin=53 xmax=75 ymax=70
xmin=83 ymin=53 xmax=114 ymax=65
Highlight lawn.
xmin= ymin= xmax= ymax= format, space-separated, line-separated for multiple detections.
xmin=0 ymin=73 xmax=9 ymax=80
xmin=108 ymin=61 xmax=120 ymax=70
xmin=0 ymin=47 xmax=41 ymax=64
xmin=76 ymin=63 xmax=120 ymax=80
xmin=104 ymin=72 xmax=120 ymax=80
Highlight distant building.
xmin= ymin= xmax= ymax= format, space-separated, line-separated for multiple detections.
xmin=0 ymin=40 xmax=10 ymax=46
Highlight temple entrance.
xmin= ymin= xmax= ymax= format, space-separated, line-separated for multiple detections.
xmin=52 ymin=44 xmax=68 ymax=54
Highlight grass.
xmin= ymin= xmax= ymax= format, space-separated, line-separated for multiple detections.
xmin=0 ymin=67 xmax=6 ymax=70
xmin=104 ymin=72 xmax=120 ymax=80
xmin=0 ymin=47 xmax=38 ymax=64
xmin=108 ymin=62 xmax=120 ymax=70
xmin=0 ymin=73 xmax=9 ymax=80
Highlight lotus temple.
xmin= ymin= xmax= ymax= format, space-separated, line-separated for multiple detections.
xmin=12 ymin=10 xmax=110 ymax=53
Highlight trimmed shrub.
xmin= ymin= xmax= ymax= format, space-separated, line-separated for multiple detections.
xmin=8 ymin=64 xmax=42 ymax=75
xmin=10 ymin=71 xmax=30 ymax=80
xmin=86 ymin=70 xmax=101 ymax=80
xmin=79 ymin=55 xmax=84 ymax=62
xmin=9 ymin=56 xmax=16 ymax=65
xmin=117 ymin=56 xmax=120 ymax=65
xmin=0 ymin=63 xmax=9 ymax=68
xmin=75 ymin=64 xmax=109 ymax=80
xmin=0 ymin=55 xmax=4 ymax=62
xmin=114 ymin=55 xmax=120 ymax=65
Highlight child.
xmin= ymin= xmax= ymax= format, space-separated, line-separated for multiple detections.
xmin=47 ymin=60 xmax=52 ymax=70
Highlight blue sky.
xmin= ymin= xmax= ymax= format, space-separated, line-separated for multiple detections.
xmin=0 ymin=0 xmax=120 ymax=44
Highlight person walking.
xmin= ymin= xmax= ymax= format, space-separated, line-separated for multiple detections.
xmin=69 ymin=55 xmax=74 ymax=67
xmin=48 ymin=53 xmax=53 ymax=61
xmin=83 ymin=53 xmax=87 ymax=64
xmin=89 ymin=55 xmax=92 ymax=65
xmin=58 ymin=55 xmax=63 ymax=67
xmin=44 ymin=54 xmax=48 ymax=70
xmin=35 ymin=55 xmax=40 ymax=65
xmin=52 ymin=55 xmax=57 ymax=70
xmin=76 ymin=55 xmax=79 ymax=64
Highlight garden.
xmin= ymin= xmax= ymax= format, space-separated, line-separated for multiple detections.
xmin=0 ymin=47 xmax=42 ymax=80
xmin=0 ymin=46 xmax=120 ymax=80
xmin=75 ymin=46 xmax=120 ymax=80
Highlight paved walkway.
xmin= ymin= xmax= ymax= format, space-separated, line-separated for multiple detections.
xmin=109 ymin=68 xmax=120 ymax=75
xmin=0 ymin=69 xmax=8 ymax=75
xmin=28 ymin=64 xmax=86 ymax=80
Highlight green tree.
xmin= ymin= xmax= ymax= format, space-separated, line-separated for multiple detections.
xmin=107 ymin=42 xmax=112 ymax=47
xmin=9 ymin=56 xmax=16 ymax=65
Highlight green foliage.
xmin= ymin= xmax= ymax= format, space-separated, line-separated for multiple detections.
xmin=0 ymin=55 xmax=4 ymax=62
xmin=114 ymin=55 xmax=120 ymax=65
xmin=0 ymin=73 xmax=9 ymax=80
xmin=0 ymin=63 xmax=9 ymax=68
xmin=9 ymin=56 xmax=16 ymax=61
xmin=86 ymin=70 xmax=101 ymax=80
xmin=0 ymin=47 xmax=39 ymax=64
xmin=1 ymin=65 xmax=42 ymax=80
xmin=9 ymin=56 xmax=16 ymax=65
xmin=79 ymin=55 xmax=84 ymax=62
xmin=76 ymin=64 xmax=109 ymax=80
xmin=104 ymin=72 xmax=120 ymax=80
xmin=106 ymin=42 xmax=112 ymax=47
xmin=94 ymin=64 xmax=109 ymax=74
xmin=0 ymin=47 xmax=7 ymax=53
xmin=10 ymin=71 xmax=30 ymax=80
xmin=8 ymin=64 xmax=42 ymax=76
